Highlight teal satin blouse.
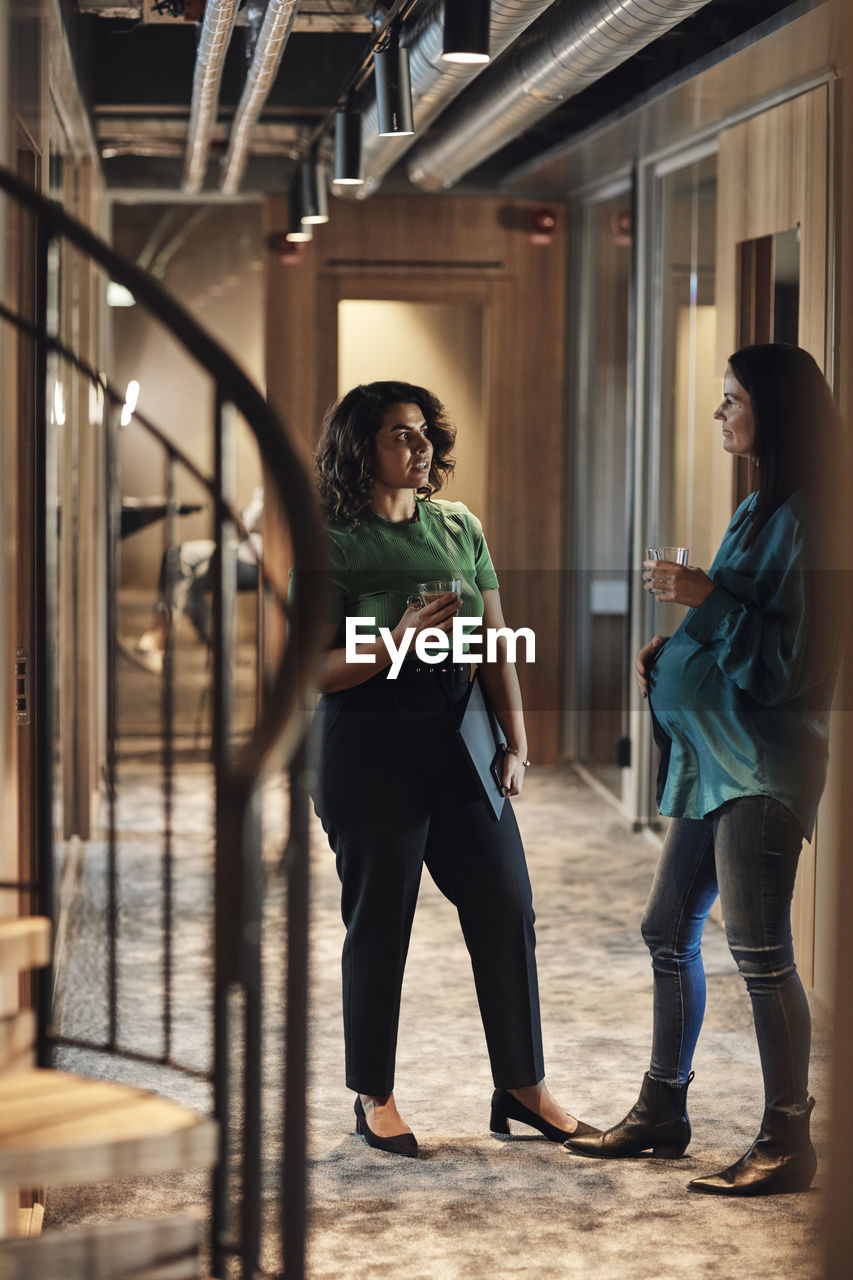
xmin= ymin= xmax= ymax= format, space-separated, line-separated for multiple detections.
xmin=648 ymin=492 xmax=837 ymax=838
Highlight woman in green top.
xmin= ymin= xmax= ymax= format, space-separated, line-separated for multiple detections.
xmin=567 ymin=345 xmax=841 ymax=1196
xmin=312 ymin=380 xmax=595 ymax=1158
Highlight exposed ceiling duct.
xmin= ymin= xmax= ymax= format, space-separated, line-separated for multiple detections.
xmin=183 ymin=0 xmax=240 ymax=193
xmin=407 ymin=0 xmax=713 ymax=191
xmin=77 ymin=0 xmax=372 ymax=28
xmin=337 ymin=0 xmax=557 ymax=200
xmin=220 ymin=0 xmax=302 ymax=195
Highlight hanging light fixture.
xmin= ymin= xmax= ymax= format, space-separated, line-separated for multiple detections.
xmin=374 ymin=19 xmax=414 ymax=137
xmin=334 ymin=97 xmax=364 ymax=185
xmin=285 ymin=186 xmax=313 ymax=243
xmin=299 ymin=148 xmax=329 ymax=224
xmin=442 ymin=0 xmax=491 ymax=65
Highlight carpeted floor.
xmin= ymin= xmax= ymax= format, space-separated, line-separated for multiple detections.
xmin=47 ymin=761 xmax=829 ymax=1279
xmin=305 ymin=766 xmax=828 ymax=1280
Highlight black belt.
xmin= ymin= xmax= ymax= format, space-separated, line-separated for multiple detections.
xmin=391 ymin=660 xmax=471 ymax=686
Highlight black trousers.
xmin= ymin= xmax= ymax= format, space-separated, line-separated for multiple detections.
xmin=313 ymin=663 xmax=545 ymax=1096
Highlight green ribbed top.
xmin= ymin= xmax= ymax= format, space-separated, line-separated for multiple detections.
xmin=324 ymin=497 xmax=499 ymax=640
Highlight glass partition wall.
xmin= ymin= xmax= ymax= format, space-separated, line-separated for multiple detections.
xmin=568 ymin=186 xmax=633 ymax=799
xmin=634 ymin=147 xmax=721 ymax=822
xmin=570 ymin=149 xmax=723 ymax=820
xmin=648 ymin=151 xmax=720 ymax=575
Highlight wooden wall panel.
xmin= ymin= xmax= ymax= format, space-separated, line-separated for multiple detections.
xmin=716 ymin=84 xmax=829 ymax=374
xmin=265 ymin=194 xmax=568 ymax=760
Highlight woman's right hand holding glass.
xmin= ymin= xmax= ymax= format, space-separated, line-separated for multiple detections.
xmin=393 ymin=591 xmax=461 ymax=645
xmin=635 ymin=634 xmax=667 ymax=699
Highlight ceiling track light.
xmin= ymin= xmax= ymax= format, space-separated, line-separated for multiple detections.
xmin=300 ymin=149 xmax=329 ymax=224
xmin=286 ymin=186 xmax=313 ymax=243
xmin=374 ymin=19 xmax=414 ymax=138
xmin=334 ymin=97 xmax=364 ymax=185
xmin=442 ymin=0 xmax=491 ymax=65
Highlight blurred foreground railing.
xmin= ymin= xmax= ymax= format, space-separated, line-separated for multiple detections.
xmin=0 ymin=164 xmax=326 ymax=1279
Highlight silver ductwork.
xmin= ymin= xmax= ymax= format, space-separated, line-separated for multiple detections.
xmin=183 ymin=0 xmax=240 ymax=193
xmin=220 ymin=0 xmax=302 ymax=195
xmin=408 ymin=0 xmax=713 ymax=191
xmin=338 ymin=0 xmax=557 ymax=200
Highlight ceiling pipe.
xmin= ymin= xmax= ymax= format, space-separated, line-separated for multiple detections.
xmin=183 ymin=0 xmax=241 ymax=193
xmin=407 ymin=0 xmax=713 ymax=191
xmin=335 ymin=0 xmax=557 ymax=201
xmin=220 ymin=0 xmax=302 ymax=195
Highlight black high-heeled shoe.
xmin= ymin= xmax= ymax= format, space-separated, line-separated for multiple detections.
xmin=489 ymin=1089 xmax=601 ymax=1143
xmin=354 ymin=1095 xmax=419 ymax=1158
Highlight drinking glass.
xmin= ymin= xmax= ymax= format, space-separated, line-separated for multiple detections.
xmin=407 ymin=578 xmax=463 ymax=609
xmin=645 ymin=546 xmax=689 ymax=565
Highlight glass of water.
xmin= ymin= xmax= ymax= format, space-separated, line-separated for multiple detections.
xmin=645 ymin=546 xmax=690 ymax=565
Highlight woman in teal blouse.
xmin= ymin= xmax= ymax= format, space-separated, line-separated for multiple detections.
xmin=567 ymin=345 xmax=841 ymax=1196
xmin=312 ymin=381 xmax=595 ymax=1158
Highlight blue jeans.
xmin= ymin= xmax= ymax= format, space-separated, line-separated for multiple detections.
xmin=642 ymin=796 xmax=811 ymax=1113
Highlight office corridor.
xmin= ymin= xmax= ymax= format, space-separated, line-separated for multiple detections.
xmin=46 ymin=756 xmax=827 ymax=1278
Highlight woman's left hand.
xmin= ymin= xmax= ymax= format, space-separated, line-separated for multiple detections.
xmin=643 ymin=560 xmax=714 ymax=607
xmin=501 ymin=749 xmax=527 ymax=798
xmin=479 ymin=588 xmax=529 ymax=799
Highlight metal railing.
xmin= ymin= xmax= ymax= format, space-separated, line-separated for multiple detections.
xmin=0 ymin=164 xmax=326 ymax=1279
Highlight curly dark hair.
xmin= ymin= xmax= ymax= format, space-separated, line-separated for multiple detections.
xmin=315 ymin=380 xmax=456 ymax=523
xmin=727 ymin=344 xmax=843 ymax=548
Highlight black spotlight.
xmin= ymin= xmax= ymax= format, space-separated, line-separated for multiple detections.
xmin=300 ymin=149 xmax=329 ymax=224
xmin=442 ymin=0 xmax=490 ymax=64
xmin=285 ymin=186 xmax=312 ymax=243
xmin=374 ymin=19 xmax=414 ymax=137
xmin=334 ymin=99 xmax=364 ymax=185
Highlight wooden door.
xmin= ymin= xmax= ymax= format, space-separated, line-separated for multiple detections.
xmin=264 ymin=193 xmax=569 ymax=762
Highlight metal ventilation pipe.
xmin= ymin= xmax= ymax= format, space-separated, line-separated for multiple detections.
xmin=336 ymin=0 xmax=557 ymax=200
xmin=220 ymin=0 xmax=302 ymax=195
xmin=183 ymin=0 xmax=240 ymax=193
xmin=408 ymin=0 xmax=713 ymax=191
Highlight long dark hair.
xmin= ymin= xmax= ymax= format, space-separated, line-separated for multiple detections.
xmin=316 ymin=380 xmax=456 ymax=523
xmin=728 ymin=344 xmax=842 ymax=548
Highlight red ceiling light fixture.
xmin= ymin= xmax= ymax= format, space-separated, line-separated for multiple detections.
xmin=529 ymin=208 xmax=557 ymax=246
xmin=264 ymin=230 xmax=306 ymax=266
